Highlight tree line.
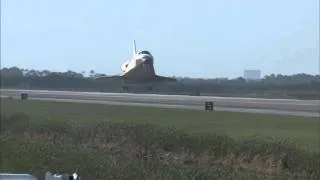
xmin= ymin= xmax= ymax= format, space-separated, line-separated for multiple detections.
xmin=1 ymin=66 xmax=319 ymax=99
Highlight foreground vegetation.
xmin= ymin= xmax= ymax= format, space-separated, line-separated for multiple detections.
xmin=1 ymin=99 xmax=319 ymax=179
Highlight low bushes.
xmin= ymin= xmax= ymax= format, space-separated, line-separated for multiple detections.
xmin=1 ymin=113 xmax=319 ymax=180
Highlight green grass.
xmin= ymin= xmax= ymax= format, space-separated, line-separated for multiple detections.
xmin=1 ymin=98 xmax=320 ymax=179
xmin=2 ymin=136 xmax=301 ymax=180
xmin=1 ymin=99 xmax=319 ymax=151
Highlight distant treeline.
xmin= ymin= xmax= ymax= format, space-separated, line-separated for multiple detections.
xmin=1 ymin=66 xmax=319 ymax=99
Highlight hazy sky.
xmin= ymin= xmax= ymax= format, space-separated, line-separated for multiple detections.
xmin=1 ymin=0 xmax=319 ymax=78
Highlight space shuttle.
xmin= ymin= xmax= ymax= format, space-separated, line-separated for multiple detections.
xmin=95 ymin=40 xmax=177 ymax=91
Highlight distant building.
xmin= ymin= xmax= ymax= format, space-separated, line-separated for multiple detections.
xmin=243 ymin=70 xmax=261 ymax=80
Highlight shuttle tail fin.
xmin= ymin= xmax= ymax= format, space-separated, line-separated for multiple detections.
xmin=133 ymin=40 xmax=137 ymax=57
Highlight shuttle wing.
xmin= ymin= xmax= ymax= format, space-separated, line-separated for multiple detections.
xmin=94 ymin=75 xmax=126 ymax=81
xmin=154 ymin=75 xmax=177 ymax=82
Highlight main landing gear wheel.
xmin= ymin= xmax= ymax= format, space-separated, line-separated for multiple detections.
xmin=122 ymin=86 xmax=129 ymax=92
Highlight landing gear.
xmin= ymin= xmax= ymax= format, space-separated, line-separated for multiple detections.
xmin=121 ymin=79 xmax=129 ymax=92
xmin=122 ymin=86 xmax=129 ymax=92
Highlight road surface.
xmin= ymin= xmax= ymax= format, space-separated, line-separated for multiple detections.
xmin=1 ymin=89 xmax=319 ymax=117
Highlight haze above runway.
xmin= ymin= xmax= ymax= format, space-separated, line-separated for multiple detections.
xmin=1 ymin=89 xmax=319 ymax=117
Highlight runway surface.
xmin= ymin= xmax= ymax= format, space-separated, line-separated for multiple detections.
xmin=1 ymin=89 xmax=319 ymax=117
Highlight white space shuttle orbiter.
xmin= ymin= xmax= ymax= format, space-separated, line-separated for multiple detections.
xmin=95 ymin=40 xmax=177 ymax=90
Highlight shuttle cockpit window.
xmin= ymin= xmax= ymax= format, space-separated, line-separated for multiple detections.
xmin=138 ymin=51 xmax=151 ymax=55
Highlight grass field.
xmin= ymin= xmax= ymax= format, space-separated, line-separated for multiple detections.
xmin=2 ymin=99 xmax=319 ymax=151
xmin=1 ymin=98 xmax=320 ymax=179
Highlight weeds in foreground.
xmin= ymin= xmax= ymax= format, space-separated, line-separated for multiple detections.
xmin=0 ymin=113 xmax=319 ymax=180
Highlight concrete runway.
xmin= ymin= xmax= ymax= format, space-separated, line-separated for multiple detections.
xmin=1 ymin=89 xmax=319 ymax=117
